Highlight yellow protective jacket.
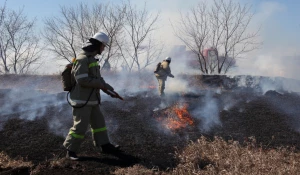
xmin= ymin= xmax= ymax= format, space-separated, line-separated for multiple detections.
xmin=154 ymin=60 xmax=173 ymax=80
xmin=69 ymin=51 xmax=113 ymax=106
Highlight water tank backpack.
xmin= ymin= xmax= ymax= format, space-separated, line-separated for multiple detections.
xmin=154 ymin=62 xmax=161 ymax=73
xmin=61 ymin=58 xmax=76 ymax=92
xmin=61 ymin=58 xmax=94 ymax=108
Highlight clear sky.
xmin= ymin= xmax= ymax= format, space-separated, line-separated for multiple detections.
xmin=3 ymin=0 xmax=300 ymax=79
xmin=5 ymin=0 xmax=300 ymax=47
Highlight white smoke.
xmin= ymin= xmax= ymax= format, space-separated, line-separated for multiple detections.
xmin=1 ymin=89 xmax=53 ymax=117
xmin=192 ymin=91 xmax=221 ymax=132
xmin=2 ymin=0 xmax=300 ymax=140
xmin=0 ymin=76 xmax=70 ymax=136
xmin=165 ymin=77 xmax=188 ymax=94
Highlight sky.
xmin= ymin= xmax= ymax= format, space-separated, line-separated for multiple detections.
xmin=3 ymin=0 xmax=300 ymax=79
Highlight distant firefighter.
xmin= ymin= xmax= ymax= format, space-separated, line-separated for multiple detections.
xmin=154 ymin=57 xmax=175 ymax=97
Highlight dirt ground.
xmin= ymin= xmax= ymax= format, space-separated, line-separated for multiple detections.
xmin=0 ymin=74 xmax=300 ymax=174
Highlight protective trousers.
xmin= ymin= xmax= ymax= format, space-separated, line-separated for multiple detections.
xmin=156 ymin=77 xmax=165 ymax=97
xmin=63 ymin=105 xmax=110 ymax=152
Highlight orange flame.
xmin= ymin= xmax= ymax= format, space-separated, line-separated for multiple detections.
xmin=148 ymin=85 xmax=156 ymax=89
xmin=139 ymin=85 xmax=156 ymax=89
xmin=164 ymin=103 xmax=194 ymax=130
xmin=174 ymin=104 xmax=194 ymax=125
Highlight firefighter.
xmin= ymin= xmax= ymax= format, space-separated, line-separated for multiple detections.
xmin=63 ymin=32 xmax=121 ymax=160
xmin=154 ymin=57 xmax=174 ymax=97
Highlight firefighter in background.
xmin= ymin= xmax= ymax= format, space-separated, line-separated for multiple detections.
xmin=154 ymin=57 xmax=174 ymax=97
xmin=63 ymin=32 xmax=121 ymax=160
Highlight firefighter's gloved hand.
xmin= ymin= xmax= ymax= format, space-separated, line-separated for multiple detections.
xmin=105 ymin=83 xmax=114 ymax=91
xmin=170 ymin=74 xmax=175 ymax=78
xmin=109 ymin=93 xmax=118 ymax=98
xmin=103 ymin=89 xmax=118 ymax=99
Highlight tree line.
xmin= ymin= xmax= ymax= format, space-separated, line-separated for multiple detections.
xmin=0 ymin=0 xmax=260 ymax=74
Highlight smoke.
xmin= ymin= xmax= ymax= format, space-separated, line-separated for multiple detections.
xmin=235 ymin=54 xmax=300 ymax=82
xmin=231 ymin=1 xmax=299 ymax=81
xmin=3 ymin=0 xmax=300 ymax=138
xmin=222 ymin=94 xmax=238 ymax=111
xmin=5 ymin=0 xmax=295 ymax=82
xmin=191 ymin=91 xmax=221 ymax=132
xmin=146 ymin=0 xmax=300 ymax=83
xmin=0 ymin=76 xmax=70 ymax=136
xmin=1 ymin=89 xmax=52 ymax=117
xmin=100 ymin=71 xmax=156 ymax=98
xmin=165 ymin=76 xmax=188 ymax=93
xmin=234 ymin=75 xmax=300 ymax=93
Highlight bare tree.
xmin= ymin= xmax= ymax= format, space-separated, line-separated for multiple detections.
xmin=43 ymin=4 xmax=93 ymax=63
xmin=0 ymin=5 xmax=42 ymax=74
xmin=98 ymin=3 xmax=126 ymax=70
xmin=141 ymin=37 xmax=164 ymax=70
xmin=0 ymin=2 xmax=8 ymax=73
xmin=43 ymin=2 xmax=125 ymax=67
xmin=173 ymin=0 xmax=260 ymax=74
xmin=172 ymin=3 xmax=210 ymax=74
xmin=214 ymin=0 xmax=261 ymax=74
xmin=118 ymin=0 xmax=161 ymax=72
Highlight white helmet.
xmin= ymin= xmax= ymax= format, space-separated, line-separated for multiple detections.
xmin=166 ymin=57 xmax=171 ymax=61
xmin=92 ymin=32 xmax=109 ymax=46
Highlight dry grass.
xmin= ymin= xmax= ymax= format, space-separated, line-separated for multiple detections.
xmin=113 ymin=136 xmax=300 ymax=175
xmin=114 ymin=164 xmax=167 ymax=175
xmin=0 ymin=151 xmax=33 ymax=169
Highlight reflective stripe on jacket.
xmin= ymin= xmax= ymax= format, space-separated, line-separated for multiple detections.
xmin=69 ymin=51 xmax=113 ymax=106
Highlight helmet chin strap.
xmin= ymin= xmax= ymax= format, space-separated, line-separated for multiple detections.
xmin=97 ymin=43 xmax=105 ymax=55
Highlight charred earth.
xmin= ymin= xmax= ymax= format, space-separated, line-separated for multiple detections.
xmin=0 ymin=74 xmax=300 ymax=174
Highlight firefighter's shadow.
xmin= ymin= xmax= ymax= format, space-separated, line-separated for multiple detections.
xmin=78 ymin=152 xmax=140 ymax=167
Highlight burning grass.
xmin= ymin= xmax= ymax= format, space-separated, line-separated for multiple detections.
xmin=139 ymin=80 xmax=157 ymax=90
xmin=1 ymin=74 xmax=300 ymax=174
xmin=153 ymin=102 xmax=196 ymax=131
xmin=113 ymin=136 xmax=300 ymax=175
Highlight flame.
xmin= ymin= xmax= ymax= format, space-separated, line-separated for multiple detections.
xmin=174 ymin=104 xmax=194 ymax=125
xmin=139 ymin=81 xmax=157 ymax=89
xmin=139 ymin=85 xmax=156 ymax=89
xmin=165 ymin=118 xmax=187 ymax=130
xmin=164 ymin=103 xmax=194 ymax=130
xmin=148 ymin=85 xmax=156 ymax=89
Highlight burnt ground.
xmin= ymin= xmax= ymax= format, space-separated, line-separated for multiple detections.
xmin=0 ymin=74 xmax=300 ymax=174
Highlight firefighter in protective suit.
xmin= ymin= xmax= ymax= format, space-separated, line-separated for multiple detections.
xmin=154 ymin=57 xmax=174 ymax=97
xmin=63 ymin=32 xmax=121 ymax=160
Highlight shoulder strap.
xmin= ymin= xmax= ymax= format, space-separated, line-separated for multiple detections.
xmin=66 ymin=54 xmax=96 ymax=108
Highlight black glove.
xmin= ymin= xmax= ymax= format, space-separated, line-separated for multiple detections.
xmin=109 ymin=93 xmax=117 ymax=98
xmin=170 ymin=74 xmax=175 ymax=78
xmin=107 ymin=90 xmax=117 ymax=98
xmin=105 ymin=83 xmax=114 ymax=91
xmin=102 ymin=88 xmax=118 ymax=98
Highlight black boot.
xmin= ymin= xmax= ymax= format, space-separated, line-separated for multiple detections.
xmin=101 ymin=143 xmax=121 ymax=154
xmin=66 ymin=150 xmax=79 ymax=160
